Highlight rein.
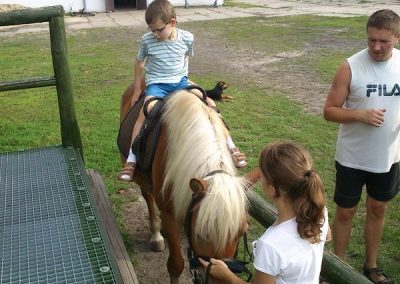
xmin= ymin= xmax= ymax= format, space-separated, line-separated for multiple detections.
xmin=185 ymin=170 xmax=253 ymax=284
xmin=184 ymin=85 xmax=209 ymax=103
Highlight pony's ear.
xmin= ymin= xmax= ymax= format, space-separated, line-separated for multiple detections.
xmin=189 ymin=178 xmax=208 ymax=195
xmin=244 ymin=167 xmax=261 ymax=189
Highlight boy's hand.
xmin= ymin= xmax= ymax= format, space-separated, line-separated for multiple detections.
xmin=130 ymin=85 xmax=142 ymax=106
xmin=131 ymin=92 xmax=140 ymax=106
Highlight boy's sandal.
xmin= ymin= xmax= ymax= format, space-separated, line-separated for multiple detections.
xmin=363 ymin=265 xmax=394 ymax=284
xmin=117 ymin=162 xmax=136 ymax=181
xmin=230 ymin=147 xmax=248 ymax=168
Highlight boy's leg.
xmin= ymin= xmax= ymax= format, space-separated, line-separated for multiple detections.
xmin=118 ymin=96 xmax=158 ymax=181
xmin=206 ymin=96 xmax=247 ymax=167
xmin=118 ymin=107 xmax=146 ymax=181
xmin=226 ymin=136 xmax=247 ymax=168
xmin=119 ymin=81 xmax=171 ymax=181
xmin=190 ymin=89 xmax=247 ymax=168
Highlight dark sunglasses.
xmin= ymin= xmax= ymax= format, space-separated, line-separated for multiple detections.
xmin=149 ymin=22 xmax=169 ymax=33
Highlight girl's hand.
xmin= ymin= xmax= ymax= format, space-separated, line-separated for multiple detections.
xmin=199 ymin=258 xmax=232 ymax=281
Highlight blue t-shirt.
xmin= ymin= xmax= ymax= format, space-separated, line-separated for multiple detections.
xmin=137 ymin=28 xmax=193 ymax=86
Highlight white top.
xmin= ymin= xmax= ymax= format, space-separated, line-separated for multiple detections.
xmin=252 ymin=208 xmax=329 ymax=284
xmin=336 ymin=48 xmax=400 ymax=173
xmin=137 ymin=28 xmax=194 ymax=86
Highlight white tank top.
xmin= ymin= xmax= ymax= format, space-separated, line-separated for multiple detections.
xmin=336 ymin=48 xmax=400 ymax=173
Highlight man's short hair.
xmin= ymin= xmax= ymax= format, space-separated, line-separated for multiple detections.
xmin=367 ymin=9 xmax=400 ymax=34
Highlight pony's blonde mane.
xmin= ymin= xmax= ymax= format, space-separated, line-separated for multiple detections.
xmin=162 ymin=90 xmax=248 ymax=253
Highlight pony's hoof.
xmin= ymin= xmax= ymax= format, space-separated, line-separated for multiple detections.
xmin=150 ymin=239 xmax=165 ymax=252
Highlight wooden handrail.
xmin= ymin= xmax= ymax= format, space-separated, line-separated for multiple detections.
xmin=0 ymin=5 xmax=63 ymax=26
xmin=0 ymin=76 xmax=56 ymax=91
xmin=0 ymin=6 xmax=83 ymax=157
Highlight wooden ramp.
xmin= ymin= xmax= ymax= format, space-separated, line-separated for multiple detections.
xmin=0 ymin=146 xmax=138 ymax=283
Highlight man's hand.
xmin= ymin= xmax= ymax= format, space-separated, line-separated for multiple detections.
xmin=362 ymin=108 xmax=386 ymax=127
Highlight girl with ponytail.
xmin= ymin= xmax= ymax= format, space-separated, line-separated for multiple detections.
xmin=200 ymin=141 xmax=331 ymax=284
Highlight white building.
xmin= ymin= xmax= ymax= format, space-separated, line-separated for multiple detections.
xmin=0 ymin=0 xmax=223 ymax=13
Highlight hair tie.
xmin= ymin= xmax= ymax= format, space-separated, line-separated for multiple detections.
xmin=304 ymin=169 xmax=313 ymax=177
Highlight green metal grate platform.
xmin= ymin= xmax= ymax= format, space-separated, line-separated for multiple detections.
xmin=0 ymin=146 xmax=118 ymax=283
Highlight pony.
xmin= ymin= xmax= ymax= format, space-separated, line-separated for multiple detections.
xmin=119 ymin=81 xmax=259 ymax=284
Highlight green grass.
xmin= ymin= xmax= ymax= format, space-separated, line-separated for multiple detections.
xmin=223 ymin=0 xmax=262 ymax=8
xmin=1 ymin=15 xmax=399 ymax=282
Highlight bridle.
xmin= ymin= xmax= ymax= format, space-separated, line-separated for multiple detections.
xmin=184 ymin=170 xmax=253 ymax=284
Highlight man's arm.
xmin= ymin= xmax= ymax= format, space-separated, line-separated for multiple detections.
xmin=323 ymin=61 xmax=386 ymax=127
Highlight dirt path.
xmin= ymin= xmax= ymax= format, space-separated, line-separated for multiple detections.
xmin=121 ymin=188 xmax=194 ymax=283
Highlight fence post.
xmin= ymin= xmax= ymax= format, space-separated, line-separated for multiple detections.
xmin=49 ymin=12 xmax=83 ymax=155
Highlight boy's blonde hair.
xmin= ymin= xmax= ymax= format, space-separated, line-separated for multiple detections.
xmin=145 ymin=0 xmax=176 ymax=25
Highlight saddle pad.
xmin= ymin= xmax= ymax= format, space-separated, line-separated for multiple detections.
xmin=117 ymin=95 xmax=145 ymax=159
xmin=132 ymin=98 xmax=164 ymax=172
xmin=117 ymin=94 xmax=164 ymax=173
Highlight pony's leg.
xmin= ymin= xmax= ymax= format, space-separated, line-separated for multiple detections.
xmin=140 ymin=185 xmax=165 ymax=252
xmin=161 ymin=211 xmax=184 ymax=284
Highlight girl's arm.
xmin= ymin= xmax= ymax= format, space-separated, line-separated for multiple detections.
xmin=326 ymin=225 xmax=332 ymax=242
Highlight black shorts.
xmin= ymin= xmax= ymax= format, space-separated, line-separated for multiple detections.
xmin=334 ymin=161 xmax=400 ymax=208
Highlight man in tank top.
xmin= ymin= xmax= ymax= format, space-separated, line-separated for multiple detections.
xmin=323 ymin=9 xmax=400 ymax=284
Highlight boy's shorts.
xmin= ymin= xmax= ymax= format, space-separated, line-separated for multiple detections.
xmin=334 ymin=161 xmax=400 ymax=208
xmin=145 ymin=77 xmax=189 ymax=98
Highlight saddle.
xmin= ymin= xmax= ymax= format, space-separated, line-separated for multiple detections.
xmin=117 ymin=85 xmax=209 ymax=174
xmin=117 ymin=94 xmax=164 ymax=173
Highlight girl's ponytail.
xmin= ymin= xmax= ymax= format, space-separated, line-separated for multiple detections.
xmin=292 ymin=170 xmax=325 ymax=243
xmin=259 ymin=141 xmax=326 ymax=243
